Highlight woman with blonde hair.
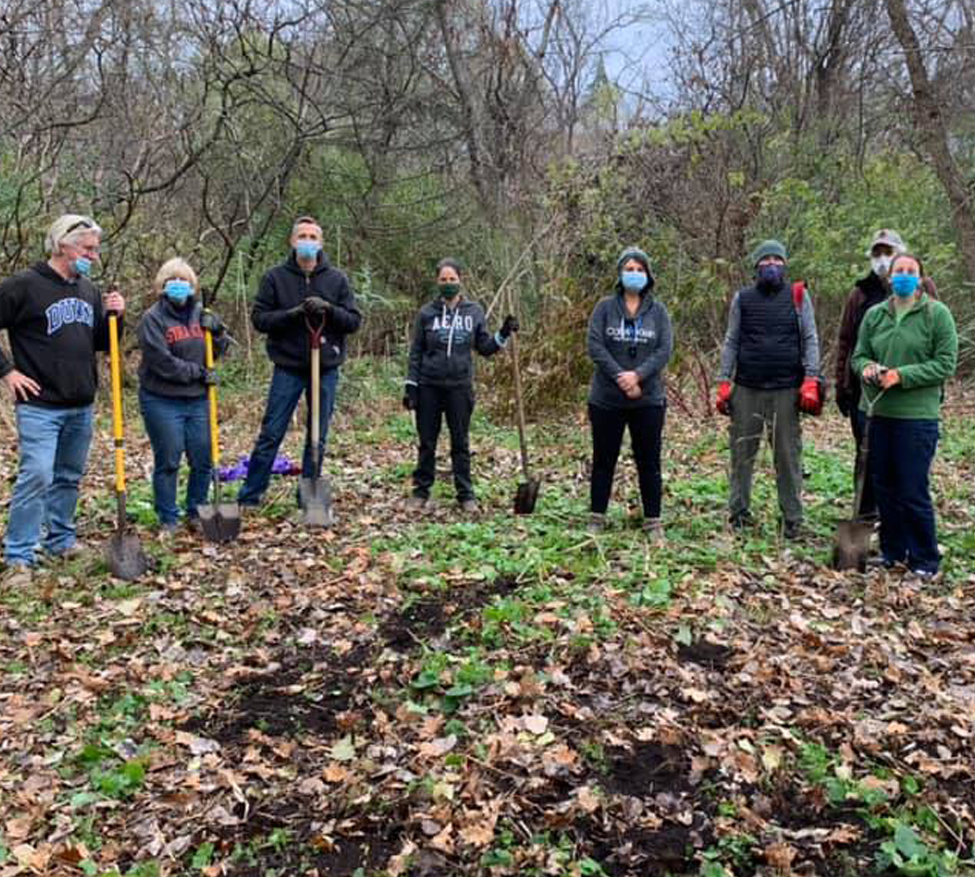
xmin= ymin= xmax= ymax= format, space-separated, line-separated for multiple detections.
xmin=137 ymin=258 xmax=229 ymax=531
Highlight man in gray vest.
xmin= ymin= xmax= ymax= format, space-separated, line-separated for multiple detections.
xmin=715 ymin=240 xmax=821 ymax=539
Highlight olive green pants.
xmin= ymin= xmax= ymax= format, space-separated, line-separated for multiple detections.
xmin=728 ymin=385 xmax=803 ymax=525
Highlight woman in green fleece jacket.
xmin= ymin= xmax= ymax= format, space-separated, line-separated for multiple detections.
xmin=851 ymin=253 xmax=958 ymax=577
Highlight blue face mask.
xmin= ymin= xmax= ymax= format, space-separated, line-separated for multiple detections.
xmin=757 ymin=263 xmax=785 ymax=288
xmin=891 ymin=273 xmax=920 ymax=298
xmin=295 ymin=240 xmax=321 ymax=261
xmin=620 ymin=271 xmax=647 ymax=293
xmin=164 ymin=279 xmax=193 ymax=304
xmin=73 ymin=256 xmax=91 ymax=277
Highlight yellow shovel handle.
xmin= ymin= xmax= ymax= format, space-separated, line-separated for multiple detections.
xmin=108 ymin=313 xmax=126 ymax=494
xmin=204 ymin=324 xmax=220 ymax=468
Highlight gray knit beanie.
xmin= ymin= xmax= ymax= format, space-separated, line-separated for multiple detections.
xmin=750 ymin=239 xmax=788 ymax=266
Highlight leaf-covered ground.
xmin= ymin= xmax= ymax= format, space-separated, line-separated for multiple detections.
xmin=2 ymin=360 xmax=974 ymax=877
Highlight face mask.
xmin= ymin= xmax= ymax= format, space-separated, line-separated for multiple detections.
xmin=295 ymin=240 xmax=321 ymax=261
xmin=620 ymin=271 xmax=647 ymax=293
xmin=757 ymin=263 xmax=785 ymax=288
xmin=439 ymin=282 xmax=460 ymax=299
xmin=890 ymin=273 xmax=920 ymax=298
xmin=164 ymin=279 xmax=193 ymax=304
xmin=871 ymin=255 xmax=892 ymax=277
xmin=73 ymin=256 xmax=91 ymax=277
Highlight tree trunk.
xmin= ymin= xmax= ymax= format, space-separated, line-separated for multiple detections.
xmin=885 ymin=0 xmax=975 ymax=287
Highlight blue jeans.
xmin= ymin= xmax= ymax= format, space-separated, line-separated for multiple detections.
xmin=139 ymin=390 xmax=212 ymax=525
xmin=238 ymin=365 xmax=339 ymax=505
xmin=868 ymin=416 xmax=940 ymax=573
xmin=3 ymin=403 xmax=94 ymax=566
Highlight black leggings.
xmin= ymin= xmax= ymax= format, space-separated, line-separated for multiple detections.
xmin=589 ymin=403 xmax=665 ymax=517
xmin=413 ymin=385 xmax=475 ymax=501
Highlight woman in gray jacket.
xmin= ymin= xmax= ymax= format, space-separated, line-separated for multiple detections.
xmin=586 ymin=246 xmax=673 ymax=537
xmin=138 ymin=258 xmax=229 ymax=531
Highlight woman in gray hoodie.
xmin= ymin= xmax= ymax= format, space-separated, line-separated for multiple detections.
xmin=586 ymin=247 xmax=673 ymax=537
xmin=137 ymin=258 xmax=229 ymax=531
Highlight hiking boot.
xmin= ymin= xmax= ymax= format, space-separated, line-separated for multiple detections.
xmin=587 ymin=513 xmax=606 ymax=534
xmin=910 ymin=568 xmax=938 ymax=581
xmin=459 ymin=499 xmax=478 ymax=514
xmin=729 ymin=511 xmax=754 ymax=531
xmin=643 ymin=517 xmax=666 ymax=544
xmin=186 ymin=517 xmax=201 ymax=534
xmin=782 ymin=520 xmax=803 ymax=541
xmin=1 ymin=565 xmax=33 ymax=589
xmin=405 ymin=494 xmax=428 ymax=511
xmin=40 ymin=542 xmax=87 ymax=563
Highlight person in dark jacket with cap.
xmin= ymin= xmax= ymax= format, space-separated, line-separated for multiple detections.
xmin=834 ymin=229 xmax=937 ymax=520
xmin=403 ymin=258 xmax=517 ymax=512
xmin=0 ymin=214 xmax=125 ymax=584
xmin=238 ymin=216 xmax=361 ymax=509
xmin=586 ymin=246 xmax=673 ymax=538
xmin=716 ymin=240 xmax=821 ymax=539
xmin=138 ymin=258 xmax=229 ymax=532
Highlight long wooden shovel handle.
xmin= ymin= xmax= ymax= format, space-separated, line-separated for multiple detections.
xmin=510 ymin=333 xmax=531 ymax=479
xmin=108 ymin=313 xmax=126 ymax=495
xmin=307 ymin=316 xmax=325 ymax=465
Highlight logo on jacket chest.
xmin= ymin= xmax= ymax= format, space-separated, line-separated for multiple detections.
xmin=432 ymin=313 xmax=474 ymax=343
xmin=165 ymin=324 xmax=204 ymax=346
xmin=46 ymin=297 xmax=94 ymax=335
xmin=606 ymin=324 xmax=656 ymax=344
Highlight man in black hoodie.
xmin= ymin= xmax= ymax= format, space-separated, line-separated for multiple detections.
xmin=237 ymin=217 xmax=361 ymax=509
xmin=1 ymin=214 xmax=126 ymax=583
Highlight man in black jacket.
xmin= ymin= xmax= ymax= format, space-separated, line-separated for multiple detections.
xmin=1 ymin=214 xmax=126 ymax=583
xmin=237 ymin=217 xmax=361 ymax=509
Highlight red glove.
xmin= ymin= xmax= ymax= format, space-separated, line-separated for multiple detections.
xmin=715 ymin=381 xmax=732 ymax=416
xmin=799 ymin=376 xmax=822 ymax=415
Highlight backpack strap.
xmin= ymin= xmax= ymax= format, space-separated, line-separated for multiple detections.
xmin=792 ymin=281 xmax=806 ymax=359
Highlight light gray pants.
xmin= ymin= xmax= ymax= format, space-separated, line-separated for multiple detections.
xmin=728 ymin=385 xmax=803 ymax=525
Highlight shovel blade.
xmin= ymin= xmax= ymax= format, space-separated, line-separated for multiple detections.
xmin=105 ymin=532 xmax=148 ymax=580
xmin=198 ymin=502 xmax=241 ymax=543
xmin=299 ymin=477 xmax=334 ymax=528
xmin=514 ymin=479 xmax=541 ymax=515
xmin=832 ymin=520 xmax=874 ymax=572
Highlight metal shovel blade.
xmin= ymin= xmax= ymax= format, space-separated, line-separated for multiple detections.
xmin=514 ymin=478 xmax=541 ymax=515
xmin=832 ymin=519 xmax=874 ymax=572
xmin=299 ymin=476 xmax=334 ymax=527
xmin=105 ymin=531 xmax=148 ymax=581
xmin=198 ymin=502 xmax=241 ymax=543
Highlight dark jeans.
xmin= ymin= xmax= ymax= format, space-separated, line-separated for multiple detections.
xmin=851 ymin=409 xmax=876 ymax=518
xmin=238 ymin=365 xmax=339 ymax=506
xmin=413 ymin=385 xmax=475 ymax=501
xmin=868 ymin=416 xmax=940 ymax=573
xmin=589 ymin=403 xmax=665 ymax=518
xmin=139 ymin=390 xmax=211 ymax=525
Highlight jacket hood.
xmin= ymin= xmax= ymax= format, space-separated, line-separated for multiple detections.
xmin=284 ymin=250 xmax=331 ymax=275
xmin=615 ymin=246 xmax=655 ymax=295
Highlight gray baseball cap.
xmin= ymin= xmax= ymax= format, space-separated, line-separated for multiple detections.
xmin=866 ymin=229 xmax=906 ymax=257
